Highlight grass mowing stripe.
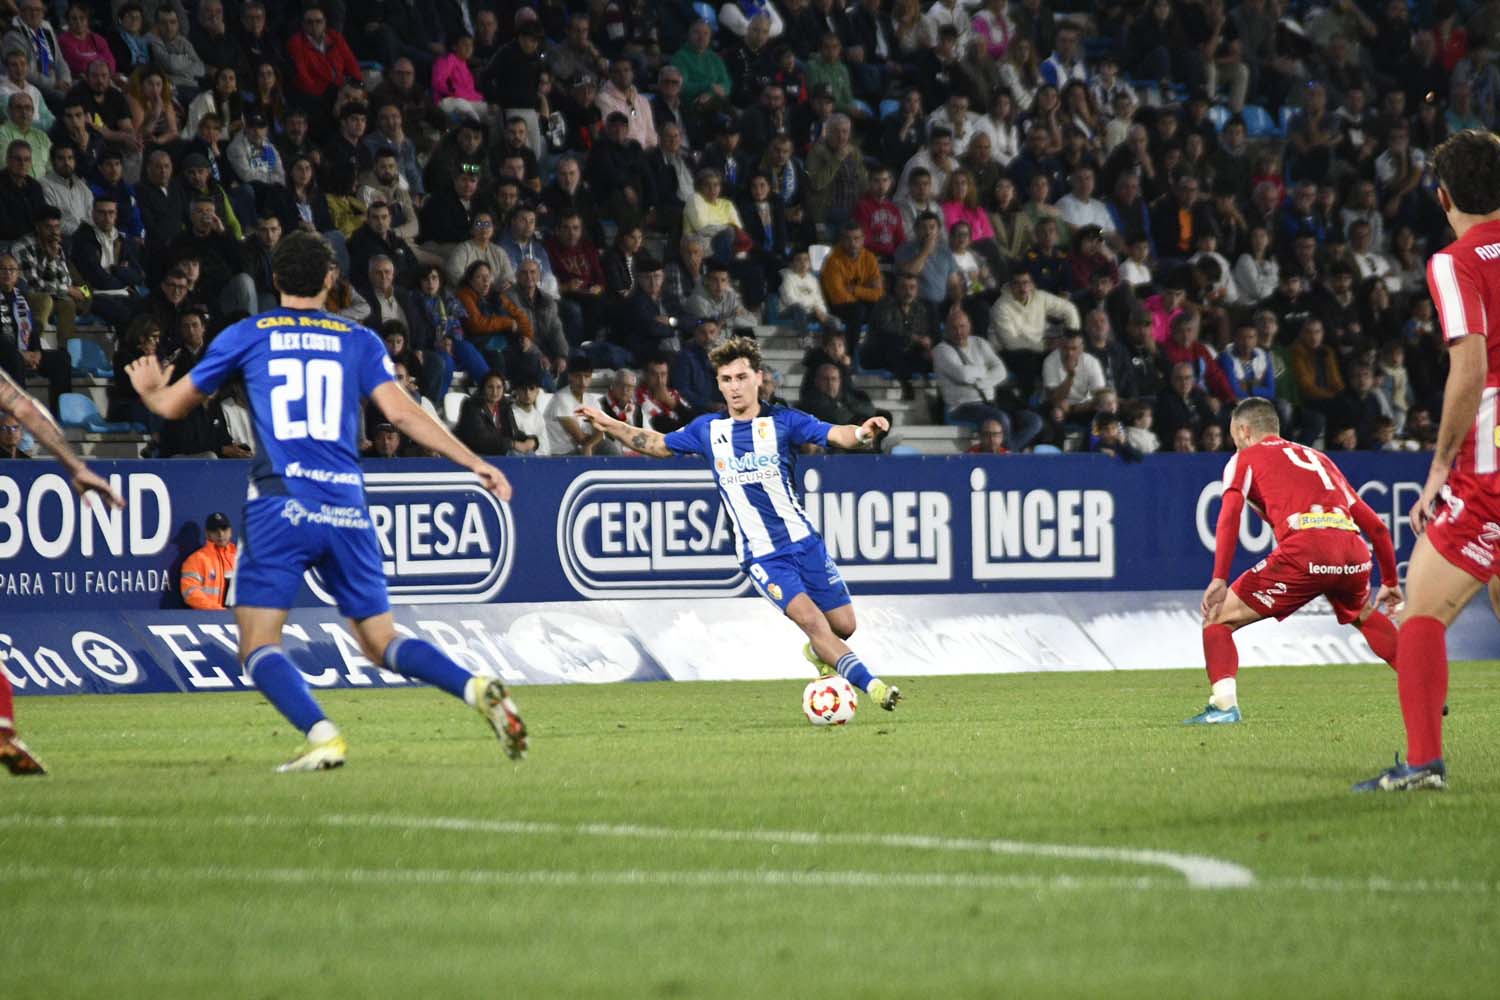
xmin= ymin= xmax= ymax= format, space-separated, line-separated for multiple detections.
xmin=0 ymin=811 xmax=1255 ymax=888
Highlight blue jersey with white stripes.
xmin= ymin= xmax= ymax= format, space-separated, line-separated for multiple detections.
xmin=664 ymin=405 xmax=832 ymax=563
xmin=189 ymin=307 xmax=395 ymax=506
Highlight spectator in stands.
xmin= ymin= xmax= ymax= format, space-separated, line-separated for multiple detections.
xmin=509 ymin=257 xmax=572 ymax=381
xmin=894 ymin=210 xmax=959 ymax=307
xmin=2 ymin=48 xmax=52 ymax=131
xmin=0 ymin=410 xmax=29 ymax=457
xmin=456 ymin=259 xmax=534 ymax=378
xmin=499 ymin=204 xmax=558 ymax=297
xmin=596 ymin=55 xmax=657 ymax=150
xmin=70 ymin=195 xmax=142 ymax=332
xmin=1041 ymin=329 xmax=1108 ymax=430
xmin=777 ymin=247 xmax=841 ymax=335
xmin=636 ymin=354 xmax=694 ymax=434
xmin=989 ymin=269 xmax=1079 ymax=394
xmin=238 ymin=214 xmax=279 ymax=314
xmin=968 ymin=417 xmax=1008 ymax=454
xmin=179 ymin=512 xmax=237 ymax=609
xmin=688 ymin=259 xmax=756 ymax=331
xmin=1090 ymin=409 xmax=1143 ymax=461
xmin=865 ymin=269 xmax=937 ymax=392
xmin=546 ymin=210 xmax=608 ymax=336
xmin=647 ymin=121 xmax=694 ymax=238
xmin=419 ymin=162 xmax=481 ymax=257
xmin=344 ymin=200 xmax=415 ymax=290
xmin=852 ymin=165 xmax=904 ymax=262
xmin=410 ymin=263 xmax=484 ymax=389
xmin=587 ymin=111 xmax=653 ymax=231
xmin=0 ymin=92 xmax=48 ymax=178
xmin=16 ymin=206 xmax=83 ymax=341
xmin=620 ymin=256 xmax=682 ymax=364
xmin=0 ymin=139 xmax=45 ymax=241
xmin=5 ymin=1 xmax=70 ymax=105
xmin=673 ymin=317 xmax=725 ymax=414
xmin=431 ymin=35 xmax=488 ymax=124
xmin=286 ymin=6 xmax=361 ymax=120
xmin=665 ymin=233 xmax=709 ymax=307
xmin=456 ymin=371 xmax=522 ymax=457
xmin=50 ymin=99 xmax=102 ymax=178
xmin=39 ymin=143 xmax=90 ymax=237
xmin=362 ymin=420 xmax=409 ymax=459
xmin=801 ymin=362 xmax=887 ymax=449
xmin=1081 ymin=307 xmax=1130 ymax=392
xmin=1162 ymin=312 xmax=1234 ymax=407
xmin=0 ymin=250 xmax=67 ymax=416
xmin=186 ymin=66 xmax=242 ymax=138
xmin=441 ymin=210 xmax=511 ymax=292
xmin=673 ymin=19 xmax=732 ymax=112
xmin=821 ymin=219 xmax=884 ymax=331
xmin=545 ymin=354 xmax=606 ymax=455
xmin=172 ymin=195 xmax=255 ymax=320
xmin=806 ymin=112 xmax=865 ymax=231
xmin=602 ymin=225 xmax=644 ymax=309
xmin=1289 ymin=316 xmax=1348 ymax=434
xmin=933 ymin=305 xmax=1041 ymax=449
xmin=508 ymin=369 xmax=548 ymax=456
xmin=58 ymin=4 xmax=113 ymax=80
xmin=145 ymin=6 xmax=204 ymax=97
xmin=1154 ymin=361 xmax=1220 ymax=448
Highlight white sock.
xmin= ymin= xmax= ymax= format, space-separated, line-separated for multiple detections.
xmin=307 ymin=719 xmax=340 ymax=743
xmin=1210 ymin=678 xmax=1238 ymax=711
xmin=0 ymin=716 xmax=12 ymax=731
xmin=463 ymin=675 xmax=481 ymax=707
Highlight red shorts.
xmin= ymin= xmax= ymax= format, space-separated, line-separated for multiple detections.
xmin=1425 ymin=476 xmax=1500 ymax=582
xmin=1231 ymin=530 xmax=1373 ymax=625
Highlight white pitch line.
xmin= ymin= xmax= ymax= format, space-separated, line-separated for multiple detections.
xmin=0 ymin=812 xmax=1255 ymax=890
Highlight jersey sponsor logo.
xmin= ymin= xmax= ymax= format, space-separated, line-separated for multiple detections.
xmin=714 ymin=450 xmax=784 ymax=487
xmin=556 ymin=468 xmax=751 ymax=599
xmin=283 ymin=461 xmax=364 ymax=488
xmin=279 ymin=499 xmax=372 ymax=530
xmin=801 ymin=468 xmax=954 ymax=582
xmin=1251 ymin=581 xmax=1287 ymax=609
xmin=303 ymin=471 xmax=514 ymax=606
xmin=966 ymin=468 xmax=1113 ymax=580
xmin=1306 ymin=561 xmax=1371 ymax=575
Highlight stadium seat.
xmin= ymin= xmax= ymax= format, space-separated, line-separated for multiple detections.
xmin=888 ymin=444 xmax=922 ymax=456
xmin=1208 ymin=105 xmax=1231 ymax=132
xmin=1032 ymin=443 xmax=1062 ymax=455
xmin=1240 ymin=105 xmax=1279 ymax=138
xmin=808 ymin=244 xmax=832 ymax=274
xmin=59 ymin=392 xmax=141 ymax=433
xmin=443 ymin=391 xmax=467 ymax=425
xmin=879 ymin=99 xmax=900 ymax=119
xmin=1279 ymin=105 xmax=1297 ymax=135
xmin=692 ymin=3 xmax=718 ymax=31
xmin=66 ymin=338 xmax=112 ymax=379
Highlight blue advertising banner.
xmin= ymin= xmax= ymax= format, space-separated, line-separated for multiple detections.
xmin=0 ymin=452 xmax=1434 ymax=611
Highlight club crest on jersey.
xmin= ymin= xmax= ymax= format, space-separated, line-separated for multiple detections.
xmin=767 ymin=582 xmax=783 ymax=601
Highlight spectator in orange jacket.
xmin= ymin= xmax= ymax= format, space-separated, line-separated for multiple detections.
xmin=820 ymin=220 xmax=885 ymax=332
xmin=180 ymin=512 xmax=237 ymax=610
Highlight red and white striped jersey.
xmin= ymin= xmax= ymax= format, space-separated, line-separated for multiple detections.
xmin=1427 ymin=219 xmax=1500 ymax=489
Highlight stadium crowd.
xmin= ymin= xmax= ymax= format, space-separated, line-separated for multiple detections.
xmin=0 ymin=0 xmax=1480 ymax=458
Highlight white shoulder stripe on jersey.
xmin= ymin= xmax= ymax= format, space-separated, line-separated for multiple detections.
xmin=1431 ymin=253 xmax=1471 ymax=342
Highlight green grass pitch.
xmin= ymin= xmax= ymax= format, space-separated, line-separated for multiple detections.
xmin=5 ymin=664 xmax=1500 ymax=999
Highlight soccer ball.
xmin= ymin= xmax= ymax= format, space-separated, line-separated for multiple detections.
xmin=803 ymin=677 xmax=858 ymax=726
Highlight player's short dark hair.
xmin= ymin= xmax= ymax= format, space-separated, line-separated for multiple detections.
xmin=1231 ymin=397 xmax=1280 ymax=435
xmin=1431 ymin=129 xmax=1500 ymax=214
xmin=709 ymin=336 xmax=762 ymax=373
xmin=271 ymin=230 xmax=334 ymax=297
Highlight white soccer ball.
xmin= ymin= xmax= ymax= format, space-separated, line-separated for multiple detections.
xmin=803 ymin=677 xmax=858 ymax=726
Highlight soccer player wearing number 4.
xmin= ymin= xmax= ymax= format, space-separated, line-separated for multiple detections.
xmin=126 ymin=232 xmax=528 ymax=772
xmin=1354 ymin=131 xmax=1500 ymax=792
xmin=578 ymin=337 xmax=904 ymax=711
xmin=1191 ymin=397 xmax=1403 ymax=726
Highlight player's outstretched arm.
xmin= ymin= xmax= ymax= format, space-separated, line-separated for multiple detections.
xmin=1412 ymin=334 xmax=1488 ymax=534
xmin=125 ymin=355 xmax=206 ymax=420
xmin=825 ymin=415 xmax=890 ymax=450
xmin=578 ymin=405 xmax=672 ymax=457
xmin=371 ymin=381 xmax=512 ymax=501
xmin=0 ymin=369 xmax=124 ymax=509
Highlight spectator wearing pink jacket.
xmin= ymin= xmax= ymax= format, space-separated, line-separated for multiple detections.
xmin=432 ymin=36 xmax=489 ymax=123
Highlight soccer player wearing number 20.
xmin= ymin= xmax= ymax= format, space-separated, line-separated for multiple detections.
xmin=1354 ymin=131 xmax=1500 ymax=792
xmin=1192 ymin=397 xmax=1403 ymax=727
xmin=578 ymin=336 xmax=904 ymax=711
xmin=127 ymin=232 xmax=527 ymax=771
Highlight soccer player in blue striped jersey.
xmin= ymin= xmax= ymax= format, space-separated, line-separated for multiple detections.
xmin=579 ymin=335 xmax=903 ymax=710
xmin=125 ymin=232 xmax=527 ymax=771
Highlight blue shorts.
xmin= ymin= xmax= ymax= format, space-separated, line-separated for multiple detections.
xmin=745 ymin=536 xmax=851 ymax=615
xmin=233 ymin=495 xmax=390 ymax=620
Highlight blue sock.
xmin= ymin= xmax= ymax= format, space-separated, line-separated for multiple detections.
xmin=246 ymin=646 xmax=328 ymax=734
xmin=385 ymin=637 xmax=473 ymax=701
xmin=835 ymin=651 xmax=877 ymax=693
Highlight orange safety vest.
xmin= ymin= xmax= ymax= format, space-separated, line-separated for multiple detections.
xmin=180 ymin=542 xmax=238 ymax=610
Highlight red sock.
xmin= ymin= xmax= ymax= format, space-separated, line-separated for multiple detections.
xmin=1358 ymin=611 xmax=1400 ymax=669
xmin=1202 ymin=624 xmax=1239 ymax=684
xmin=1395 ymin=616 xmax=1448 ymax=767
xmin=0 ymin=669 xmax=13 ymax=730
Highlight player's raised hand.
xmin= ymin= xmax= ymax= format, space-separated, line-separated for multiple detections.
xmin=575 ymin=405 xmax=609 ymax=427
xmin=473 ymin=462 xmax=512 ymax=503
xmin=1373 ymin=584 xmax=1403 ymax=617
xmin=124 ymin=355 xmax=174 ymax=396
xmin=1200 ymin=578 xmax=1228 ymax=621
xmin=860 ymin=415 xmax=890 ymax=438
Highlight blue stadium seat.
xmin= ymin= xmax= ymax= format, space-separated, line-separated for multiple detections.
xmin=1031 ymin=443 xmax=1062 ymax=455
xmin=1208 ymin=105 xmax=1231 ymax=132
xmin=1279 ymin=105 xmax=1297 ymax=135
xmin=66 ymin=338 xmax=112 ymax=378
xmin=692 ymin=3 xmax=718 ymax=32
xmin=59 ymin=393 xmax=141 ymax=433
xmin=879 ymin=99 xmax=900 ymax=119
xmin=1240 ymin=105 xmax=1279 ymax=138
xmin=888 ymin=444 xmax=922 ymax=456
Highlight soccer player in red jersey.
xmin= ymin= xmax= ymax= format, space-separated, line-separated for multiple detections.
xmin=0 ymin=368 xmax=124 ymax=775
xmin=1191 ymin=397 xmax=1403 ymax=725
xmin=1355 ymin=130 xmax=1500 ymax=792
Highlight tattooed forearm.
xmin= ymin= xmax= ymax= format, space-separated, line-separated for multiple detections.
xmin=630 ymin=431 xmax=649 ymax=451
xmin=1 ymin=370 xmax=82 ymax=471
